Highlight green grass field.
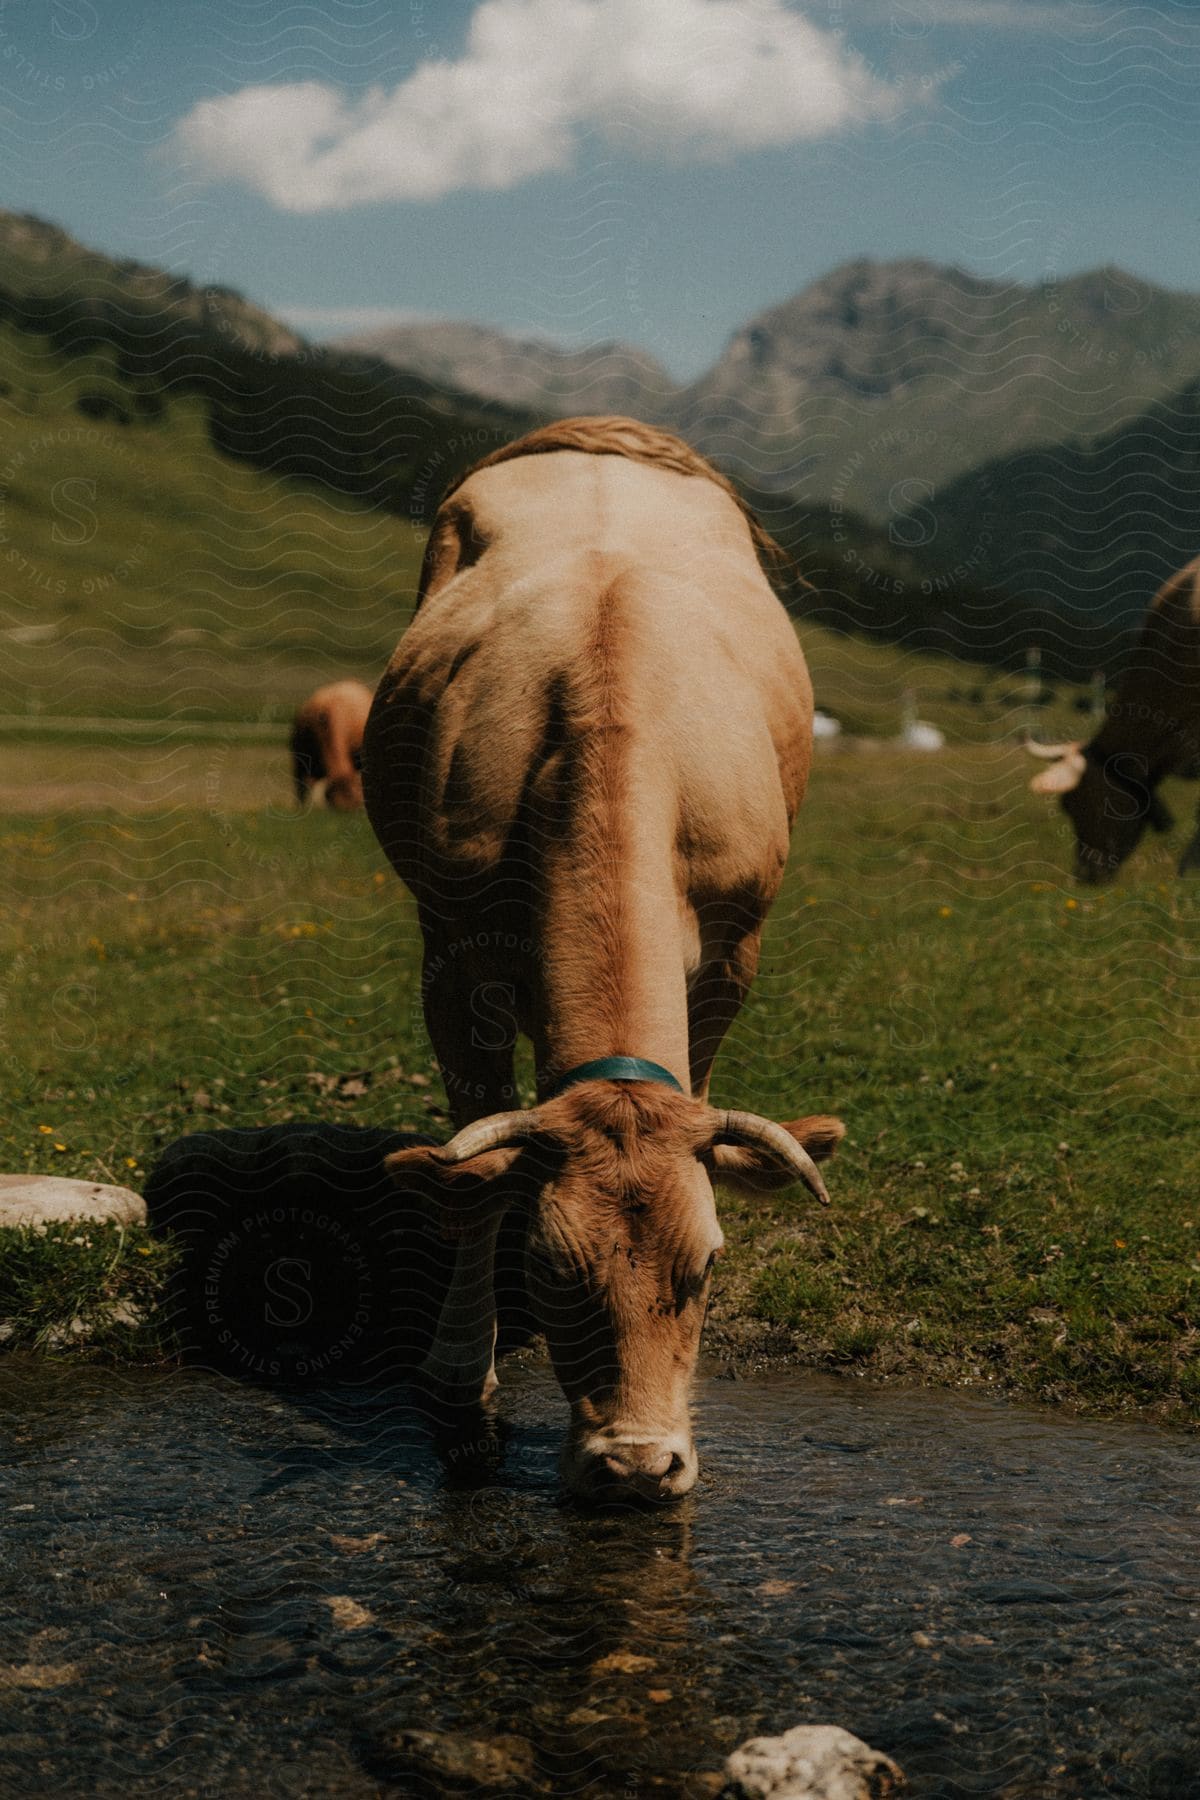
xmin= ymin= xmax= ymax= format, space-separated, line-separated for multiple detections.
xmin=2 ymin=730 xmax=1197 ymax=1421
xmin=0 ymin=347 xmax=426 ymax=720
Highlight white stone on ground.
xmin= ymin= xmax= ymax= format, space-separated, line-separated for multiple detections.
xmin=0 ymin=1175 xmax=145 ymax=1230
xmin=724 ymin=1724 xmax=904 ymax=1799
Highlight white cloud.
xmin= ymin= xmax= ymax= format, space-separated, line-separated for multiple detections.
xmin=171 ymin=0 xmax=920 ymax=212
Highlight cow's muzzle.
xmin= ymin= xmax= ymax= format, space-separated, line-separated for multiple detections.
xmin=566 ymin=1433 xmax=698 ymax=1506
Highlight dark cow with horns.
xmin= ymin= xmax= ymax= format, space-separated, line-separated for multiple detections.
xmin=1027 ymin=555 xmax=1200 ymax=882
xmin=363 ymin=417 xmax=843 ymax=1503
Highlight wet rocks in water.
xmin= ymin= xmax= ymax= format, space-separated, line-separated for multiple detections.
xmin=320 ymin=1595 xmax=375 ymax=1632
xmin=0 ymin=1176 xmax=145 ymax=1230
xmin=723 ymin=1724 xmax=904 ymax=1800
xmin=380 ymin=1728 xmax=543 ymax=1795
xmin=0 ymin=1663 xmax=81 ymax=1690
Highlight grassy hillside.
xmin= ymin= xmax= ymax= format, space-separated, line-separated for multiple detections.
xmin=0 ymin=206 xmax=536 ymax=702
xmin=0 ymin=210 xmax=303 ymax=360
xmin=0 ymin=259 xmax=535 ymax=518
xmin=0 ymin=211 xmax=530 ymax=718
xmin=0 ymin=334 xmax=426 ymax=719
xmin=917 ymin=378 xmax=1200 ymax=643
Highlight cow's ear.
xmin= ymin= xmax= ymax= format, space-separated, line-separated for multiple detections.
xmin=1030 ymin=752 xmax=1086 ymax=796
xmin=385 ymin=1144 xmax=526 ymax=1241
xmin=710 ymin=1115 xmax=845 ymax=1193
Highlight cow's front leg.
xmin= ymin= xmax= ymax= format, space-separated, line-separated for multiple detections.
xmin=420 ymin=1212 xmax=505 ymax=1410
xmin=418 ymin=952 xmax=519 ymax=1410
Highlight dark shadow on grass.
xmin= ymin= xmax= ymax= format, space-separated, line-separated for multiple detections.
xmin=144 ymin=1122 xmax=538 ymax=1484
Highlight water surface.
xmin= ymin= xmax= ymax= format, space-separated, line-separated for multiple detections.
xmin=2 ymin=1358 xmax=1197 ymax=1797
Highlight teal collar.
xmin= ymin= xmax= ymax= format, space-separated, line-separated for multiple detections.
xmin=545 ymin=1056 xmax=686 ymax=1099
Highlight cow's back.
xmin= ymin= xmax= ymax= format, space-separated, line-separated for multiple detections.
xmin=364 ymin=453 xmax=811 ymax=908
xmin=1097 ymin=556 xmax=1200 ymax=770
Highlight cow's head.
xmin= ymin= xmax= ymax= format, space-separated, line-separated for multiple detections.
xmin=311 ymin=772 xmax=364 ymax=811
xmin=1026 ymin=740 xmax=1174 ymax=882
xmin=310 ymin=749 xmax=365 ymax=812
xmin=387 ymin=1083 xmax=843 ymax=1504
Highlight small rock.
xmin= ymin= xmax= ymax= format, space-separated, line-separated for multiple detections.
xmin=320 ymin=1595 xmax=374 ymax=1632
xmin=384 ymin=1729 xmax=540 ymax=1793
xmin=0 ymin=1176 xmax=145 ymax=1230
xmin=590 ymin=1650 xmax=657 ymax=1676
xmin=0 ymin=1663 xmax=80 ymax=1690
xmin=723 ymin=1724 xmax=904 ymax=1799
xmin=45 ymin=1318 xmax=91 ymax=1348
xmin=330 ymin=1532 xmax=385 ymax=1554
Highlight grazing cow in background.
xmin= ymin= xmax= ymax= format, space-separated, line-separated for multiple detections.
xmin=364 ymin=416 xmax=843 ymax=1504
xmin=290 ymin=680 xmax=372 ymax=811
xmin=1027 ymin=555 xmax=1200 ymax=882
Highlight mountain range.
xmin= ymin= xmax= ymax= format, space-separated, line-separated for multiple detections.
xmin=3 ymin=204 xmax=1198 ymax=680
xmin=344 ymin=258 xmax=1200 ymax=521
xmin=341 ymin=318 xmax=678 ymax=424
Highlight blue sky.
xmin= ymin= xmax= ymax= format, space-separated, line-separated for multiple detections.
xmin=1 ymin=0 xmax=1197 ymax=378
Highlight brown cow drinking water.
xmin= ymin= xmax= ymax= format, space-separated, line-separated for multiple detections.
xmin=1027 ymin=555 xmax=1200 ymax=882
xmin=290 ymin=680 xmax=372 ymax=811
xmin=363 ymin=417 xmax=843 ymax=1504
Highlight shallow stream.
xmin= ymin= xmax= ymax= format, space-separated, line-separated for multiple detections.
xmin=2 ymin=1359 xmax=1197 ymax=1797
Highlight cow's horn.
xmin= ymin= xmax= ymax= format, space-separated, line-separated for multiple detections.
xmin=1023 ymin=738 xmax=1082 ymax=760
xmin=438 ymin=1111 xmax=540 ymax=1163
xmin=717 ymin=1112 xmax=831 ymax=1205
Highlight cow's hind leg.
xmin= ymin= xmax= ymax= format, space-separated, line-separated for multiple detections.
xmin=687 ymin=918 xmax=763 ymax=1101
xmin=417 ymin=951 xmax=520 ymax=1411
xmin=1178 ymin=811 xmax=1200 ymax=875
